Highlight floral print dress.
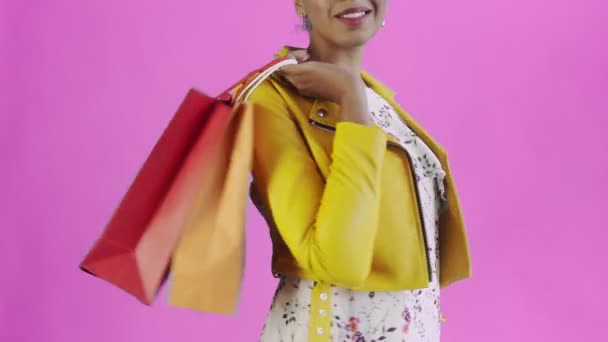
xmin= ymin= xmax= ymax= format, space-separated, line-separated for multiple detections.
xmin=260 ymin=87 xmax=447 ymax=342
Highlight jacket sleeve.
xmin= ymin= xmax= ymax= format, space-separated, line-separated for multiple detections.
xmin=248 ymin=81 xmax=388 ymax=287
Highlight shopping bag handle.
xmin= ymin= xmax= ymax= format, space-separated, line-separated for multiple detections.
xmin=217 ymin=57 xmax=298 ymax=104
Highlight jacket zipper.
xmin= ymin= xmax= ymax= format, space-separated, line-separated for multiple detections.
xmin=309 ymin=120 xmax=433 ymax=282
xmin=309 ymin=120 xmax=335 ymax=132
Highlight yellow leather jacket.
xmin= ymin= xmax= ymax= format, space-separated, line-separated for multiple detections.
xmin=246 ymin=49 xmax=472 ymax=291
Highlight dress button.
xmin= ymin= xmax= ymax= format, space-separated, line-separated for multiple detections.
xmin=319 ymin=309 xmax=327 ymax=316
xmin=317 ymin=108 xmax=328 ymax=117
xmin=320 ymin=293 xmax=328 ymax=301
xmin=317 ymin=327 xmax=324 ymax=335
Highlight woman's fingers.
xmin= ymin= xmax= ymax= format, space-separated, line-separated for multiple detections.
xmin=288 ymin=50 xmax=310 ymax=63
xmin=281 ymin=61 xmax=319 ymax=75
xmin=278 ymin=63 xmax=321 ymax=93
xmin=281 ymin=71 xmax=299 ymax=84
xmin=274 ymin=47 xmax=310 ymax=62
xmin=278 ymin=64 xmax=302 ymax=76
xmin=283 ymin=46 xmax=310 ymax=62
xmin=275 ymin=67 xmax=298 ymax=88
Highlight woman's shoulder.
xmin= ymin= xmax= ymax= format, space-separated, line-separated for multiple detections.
xmin=245 ymin=74 xmax=288 ymax=105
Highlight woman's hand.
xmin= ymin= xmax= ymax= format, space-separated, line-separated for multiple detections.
xmin=279 ymin=61 xmax=355 ymax=103
xmin=278 ymin=61 xmax=372 ymax=126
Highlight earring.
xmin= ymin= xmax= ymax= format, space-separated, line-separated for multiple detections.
xmin=301 ymin=13 xmax=311 ymax=31
xmin=382 ymin=19 xmax=386 ymax=28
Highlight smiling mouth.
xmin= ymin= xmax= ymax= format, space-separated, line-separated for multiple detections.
xmin=335 ymin=7 xmax=373 ymax=19
xmin=334 ymin=8 xmax=373 ymax=27
xmin=338 ymin=11 xmax=371 ymax=19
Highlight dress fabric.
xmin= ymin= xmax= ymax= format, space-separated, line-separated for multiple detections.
xmin=260 ymin=87 xmax=447 ymax=342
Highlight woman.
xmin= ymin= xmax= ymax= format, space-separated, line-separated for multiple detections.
xmin=246 ymin=1 xmax=472 ymax=341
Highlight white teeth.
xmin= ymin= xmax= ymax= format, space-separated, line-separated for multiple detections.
xmin=340 ymin=11 xmax=366 ymax=19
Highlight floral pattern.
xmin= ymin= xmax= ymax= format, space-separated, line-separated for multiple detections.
xmin=366 ymin=87 xmax=448 ymax=210
xmin=260 ymin=88 xmax=447 ymax=341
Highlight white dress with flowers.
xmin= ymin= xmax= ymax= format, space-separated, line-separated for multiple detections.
xmin=260 ymin=87 xmax=447 ymax=342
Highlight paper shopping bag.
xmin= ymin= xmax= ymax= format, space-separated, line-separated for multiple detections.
xmin=168 ymin=102 xmax=253 ymax=315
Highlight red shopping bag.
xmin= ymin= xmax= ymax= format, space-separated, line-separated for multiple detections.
xmin=80 ymin=58 xmax=296 ymax=307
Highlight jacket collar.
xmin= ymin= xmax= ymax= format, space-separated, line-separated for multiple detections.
xmin=276 ymin=46 xmax=447 ymax=158
xmin=310 ymin=68 xmax=447 ymax=159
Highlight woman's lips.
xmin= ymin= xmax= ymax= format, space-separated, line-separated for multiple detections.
xmin=335 ymin=8 xmax=373 ymax=27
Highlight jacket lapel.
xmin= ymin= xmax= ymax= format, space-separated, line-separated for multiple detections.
xmin=307 ymin=70 xmax=448 ymax=162
xmin=361 ymin=70 xmax=448 ymax=159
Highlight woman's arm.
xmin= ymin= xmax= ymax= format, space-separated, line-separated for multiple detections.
xmin=249 ymin=81 xmax=387 ymax=287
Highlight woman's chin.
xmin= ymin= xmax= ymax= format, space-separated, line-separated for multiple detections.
xmin=334 ymin=32 xmax=376 ymax=49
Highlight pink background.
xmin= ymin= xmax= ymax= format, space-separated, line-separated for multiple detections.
xmin=2 ymin=0 xmax=607 ymax=341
